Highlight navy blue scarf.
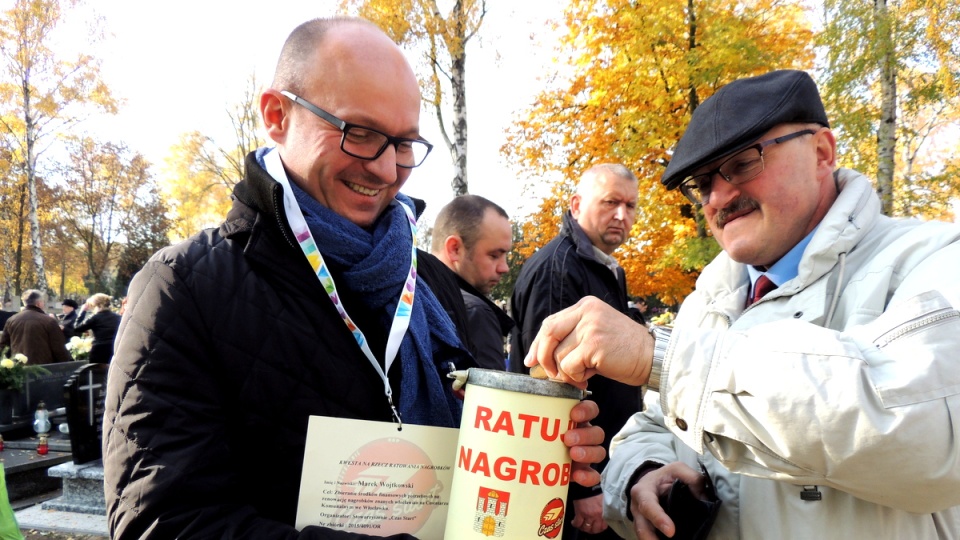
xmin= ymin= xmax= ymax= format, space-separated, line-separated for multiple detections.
xmin=282 ymin=175 xmax=463 ymax=428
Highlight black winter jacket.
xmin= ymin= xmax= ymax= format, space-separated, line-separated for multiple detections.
xmin=104 ymin=153 xmax=472 ymax=540
xmin=73 ymin=309 xmax=120 ymax=363
xmin=457 ymin=276 xmax=514 ymax=370
xmin=509 ymin=211 xmax=643 ymax=500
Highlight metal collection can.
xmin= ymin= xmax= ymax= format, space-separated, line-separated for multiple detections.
xmin=445 ymin=368 xmax=586 ymax=539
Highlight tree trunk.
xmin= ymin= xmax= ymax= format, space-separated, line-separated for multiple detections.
xmin=14 ymin=183 xmax=26 ymax=298
xmin=24 ymin=86 xmax=48 ymax=292
xmin=450 ymin=0 xmax=469 ymax=196
xmin=875 ymin=0 xmax=897 ymax=216
xmin=686 ymin=0 xmax=707 ymax=239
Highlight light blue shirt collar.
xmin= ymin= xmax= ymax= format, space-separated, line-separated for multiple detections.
xmin=746 ymin=226 xmax=819 ymax=289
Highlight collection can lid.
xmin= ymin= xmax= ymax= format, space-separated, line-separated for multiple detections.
xmin=450 ymin=368 xmax=587 ymax=400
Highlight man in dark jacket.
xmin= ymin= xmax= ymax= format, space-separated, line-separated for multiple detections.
xmin=511 ymin=163 xmax=644 ymax=539
xmin=0 ymin=289 xmax=71 ymax=365
xmin=103 ymin=17 xmax=604 ymax=540
xmin=431 ymin=195 xmax=515 ymax=370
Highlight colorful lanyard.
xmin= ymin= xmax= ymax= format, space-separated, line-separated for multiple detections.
xmin=264 ymin=150 xmax=417 ymax=427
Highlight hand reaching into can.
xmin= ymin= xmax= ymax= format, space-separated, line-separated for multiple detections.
xmin=525 ymin=296 xmax=654 ymax=388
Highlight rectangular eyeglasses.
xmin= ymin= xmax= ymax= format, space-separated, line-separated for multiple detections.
xmin=280 ymin=90 xmax=433 ymax=168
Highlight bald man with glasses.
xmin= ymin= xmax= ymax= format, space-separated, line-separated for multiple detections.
xmin=104 ymin=16 xmax=605 ymax=540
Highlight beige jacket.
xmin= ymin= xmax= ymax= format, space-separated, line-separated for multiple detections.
xmin=603 ymin=169 xmax=960 ymax=539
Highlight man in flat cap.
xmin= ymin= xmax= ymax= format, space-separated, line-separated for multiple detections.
xmin=521 ymin=69 xmax=960 ymax=538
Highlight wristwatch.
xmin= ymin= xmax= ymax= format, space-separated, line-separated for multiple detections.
xmin=647 ymin=325 xmax=672 ymax=391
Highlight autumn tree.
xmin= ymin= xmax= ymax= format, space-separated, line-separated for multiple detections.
xmin=817 ymin=0 xmax=960 ymax=217
xmin=58 ymin=137 xmax=154 ymax=294
xmin=42 ymin=188 xmax=87 ymax=300
xmin=162 ymin=73 xmax=263 ymax=240
xmin=114 ymin=183 xmax=171 ymax=298
xmin=506 ymin=0 xmax=814 ymax=304
xmin=0 ymin=144 xmax=62 ymax=304
xmin=338 ymin=0 xmax=487 ymax=196
xmin=0 ymin=145 xmax=24 ymax=302
xmin=0 ymin=0 xmax=117 ymax=294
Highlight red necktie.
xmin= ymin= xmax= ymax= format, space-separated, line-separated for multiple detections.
xmin=748 ymin=275 xmax=777 ymax=307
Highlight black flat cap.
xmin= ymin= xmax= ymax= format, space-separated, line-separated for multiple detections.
xmin=662 ymin=70 xmax=829 ymax=190
xmin=62 ymin=299 xmax=79 ymax=309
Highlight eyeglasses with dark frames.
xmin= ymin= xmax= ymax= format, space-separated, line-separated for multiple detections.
xmin=678 ymin=129 xmax=817 ymax=206
xmin=280 ymin=90 xmax=433 ymax=169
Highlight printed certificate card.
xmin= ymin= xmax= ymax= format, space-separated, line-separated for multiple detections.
xmin=296 ymin=416 xmax=459 ymax=539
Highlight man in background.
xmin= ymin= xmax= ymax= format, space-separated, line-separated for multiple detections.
xmin=431 ymin=194 xmax=515 ymax=370
xmin=511 ymin=163 xmax=644 ymax=539
xmin=0 ymin=289 xmax=71 ymax=365
xmin=626 ymin=297 xmax=647 ymax=326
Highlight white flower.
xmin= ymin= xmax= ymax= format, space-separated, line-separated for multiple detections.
xmin=0 ymin=358 xmax=14 ymax=369
xmin=67 ymin=335 xmax=93 ymax=359
xmin=13 ymin=353 xmax=27 ymax=364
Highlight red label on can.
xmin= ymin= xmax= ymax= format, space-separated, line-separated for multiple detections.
xmin=538 ymin=497 xmax=564 ymax=538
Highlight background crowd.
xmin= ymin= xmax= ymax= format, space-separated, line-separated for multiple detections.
xmin=0 ymin=290 xmax=123 ymax=366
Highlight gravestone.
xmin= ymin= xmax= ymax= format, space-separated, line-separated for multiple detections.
xmin=42 ymin=460 xmax=106 ymax=515
xmin=63 ymin=363 xmax=108 ymax=464
xmin=25 ymin=360 xmax=87 ymax=412
xmin=1 ymin=360 xmax=85 ymax=434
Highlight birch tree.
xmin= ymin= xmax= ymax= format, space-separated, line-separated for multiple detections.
xmin=338 ymin=0 xmax=487 ymax=196
xmin=818 ymin=0 xmax=960 ymax=216
xmin=0 ymin=0 xmax=117 ymax=293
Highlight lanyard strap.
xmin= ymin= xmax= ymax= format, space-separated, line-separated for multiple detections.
xmin=264 ymin=150 xmax=417 ymax=427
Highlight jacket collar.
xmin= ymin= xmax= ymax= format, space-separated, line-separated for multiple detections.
xmin=561 ymin=210 xmax=606 ymax=264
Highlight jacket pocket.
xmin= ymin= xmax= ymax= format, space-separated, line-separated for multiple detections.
xmin=859 ymin=290 xmax=960 ymax=408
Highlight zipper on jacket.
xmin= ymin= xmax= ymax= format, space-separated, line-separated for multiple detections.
xmin=704 ymin=304 xmax=733 ymax=329
xmin=272 ymin=186 xmax=299 ymax=250
xmin=874 ymin=308 xmax=959 ymax=348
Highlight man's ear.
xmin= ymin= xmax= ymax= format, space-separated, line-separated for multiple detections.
xmin=815 ymin=127 xmax=837 ymax=172
xmin=261 ymin=89 xmax=288 ymax=144
xmin=443 ymin=235 xmax=464 ymax=263
xmin=570 ymin=193 xmax=582 ymax=220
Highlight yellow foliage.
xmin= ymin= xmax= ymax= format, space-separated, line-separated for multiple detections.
xmin=161 ymin=132 xmax=233 ymax=242
xmin=818 ymin=0 xmax=960 ymax=219
xmin=507 ymin=0 xmax=814 ymax=306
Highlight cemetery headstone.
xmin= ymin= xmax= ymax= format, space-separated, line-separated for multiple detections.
xmin=63 ymin=363 xmax=108 ymax=464
xmin=25 ymin=360 xmax=86 ymax=413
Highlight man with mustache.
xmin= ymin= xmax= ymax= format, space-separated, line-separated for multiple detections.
xmin=524 ymin=70 xmax=960 ymax=539
xmin=511 ymin=163 xmax=644 ymax=539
